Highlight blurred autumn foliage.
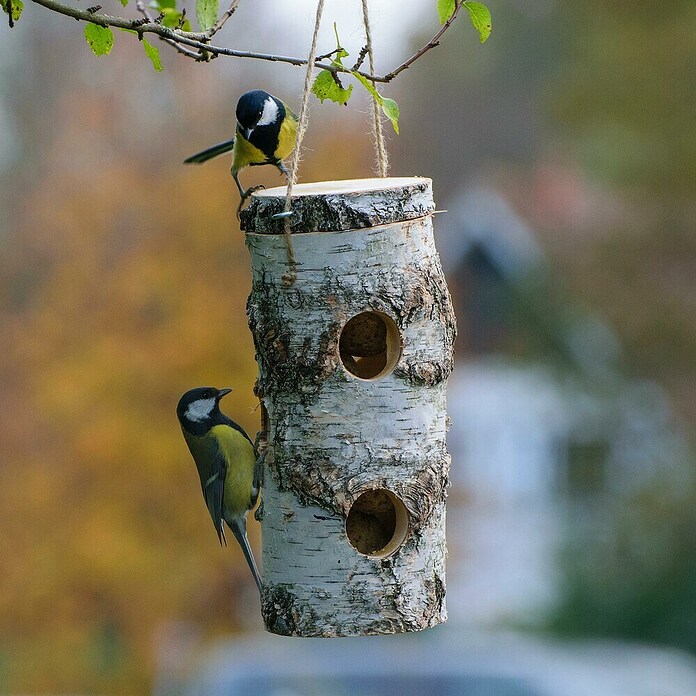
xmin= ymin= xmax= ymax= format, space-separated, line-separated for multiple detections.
xmin=0 ymin=160 xmax=259 ymax=692
xmin=0 ymin=59 xmax=372 ymax=691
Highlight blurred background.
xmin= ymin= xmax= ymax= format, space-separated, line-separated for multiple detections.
xmin=1 ymin=1 xmax=695 ymax=693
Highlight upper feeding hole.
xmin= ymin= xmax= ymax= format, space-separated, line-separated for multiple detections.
xmin=339 ymin=311 xmax=402 ymax=380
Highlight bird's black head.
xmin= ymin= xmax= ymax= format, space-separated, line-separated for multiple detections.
xmin=235 ymin=89 xmax=284 ymax=144
xmin=177 ymin=386 xmax=232 ymax=432
xmin=236 ymin=90 xmax=274 ymax=129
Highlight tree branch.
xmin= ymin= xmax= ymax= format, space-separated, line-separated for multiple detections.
xmin=207 ymin=0 xmax=240 ymax=38
xmin=134 ymin=0 xmax=203 ymax=60
xmin=31 ymin=0 xmax=207 ymax=38
xmin=27 ymin=0 xmax=465 ymax=83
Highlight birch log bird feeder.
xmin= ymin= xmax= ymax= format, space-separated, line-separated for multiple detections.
xmin=240 ymin=177 xmax=456 ymax=637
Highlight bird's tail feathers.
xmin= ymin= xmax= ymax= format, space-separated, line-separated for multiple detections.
xmin=228 ymin=517 xmax=263 ymax=596
xmin=183 ymin=138 xmax=235 ymax=165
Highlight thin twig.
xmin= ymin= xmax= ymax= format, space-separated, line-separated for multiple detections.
xmin=351 ymin=45 xmax=369 ymax=72
xmin=207 ymin=0 xmax=240 ymax=37
xmin=315 ymin=47 xmax=343 ymax=62
xmin=133 ymin=0 xmax=147 ymax=20
xmin=176 ymin=9 xmax=186 ymax=30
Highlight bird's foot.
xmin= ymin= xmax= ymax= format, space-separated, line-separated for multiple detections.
xmin=236 ymin=185 xmax=266 ymax=218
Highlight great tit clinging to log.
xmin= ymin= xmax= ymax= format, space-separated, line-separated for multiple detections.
xmin=177 ymin=386 xmax=262 ymax=595
xmin=183 ymin=89 xmax=298 ymax=213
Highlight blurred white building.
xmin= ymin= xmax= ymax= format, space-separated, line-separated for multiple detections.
xmin=440 ymin=186 xmax=691 ymax=626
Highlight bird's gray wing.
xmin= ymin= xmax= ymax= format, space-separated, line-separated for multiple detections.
xmin=183 ymin=431 xmax=228 ymax=545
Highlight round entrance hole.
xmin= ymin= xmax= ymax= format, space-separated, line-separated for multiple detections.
xmin=339 ymin=311 xmax=402 ymax=380
xmin=345 ymin=489 xmax=409 ymax=558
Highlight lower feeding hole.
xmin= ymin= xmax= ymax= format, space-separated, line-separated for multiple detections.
xmin=339 ymin=311 xmax=401 ymax=380
xmin=346 ymin=489 xmax=409 ymax=558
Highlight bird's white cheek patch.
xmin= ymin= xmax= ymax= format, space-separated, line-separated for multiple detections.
xmin=185 ymin=398 xmax=216 ymax=422
xmin=257 ymin=97 xmax=279 ymax=127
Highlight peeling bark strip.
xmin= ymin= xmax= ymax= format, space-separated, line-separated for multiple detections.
xmin=243 ymin=178 xmax=455 ymax=637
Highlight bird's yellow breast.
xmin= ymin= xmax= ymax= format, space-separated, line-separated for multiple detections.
xmin=232 ymin=134 xmax=268 ymax=173
xmin=210 ymin=424 xmax=256 ymax=518
xmin=275 ymin=115 xmax=298 ymax=161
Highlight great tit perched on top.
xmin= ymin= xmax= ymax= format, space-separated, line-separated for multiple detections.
xmin=183 ymin=89 xmax=298 ymax=213
xmin=177 ymin=386 xmax=262 ymax=595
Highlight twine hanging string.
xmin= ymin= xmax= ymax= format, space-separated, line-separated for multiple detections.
xmin=280 ymin=0 xmax=326 ymax=286
xmin=361 ymin=0 xmax=389 ymax=177
xmin=280 ymin=0 xmax=389 ymax=283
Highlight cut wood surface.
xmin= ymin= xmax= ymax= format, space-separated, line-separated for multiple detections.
xmin=240 ymin=177 xmax=435 ymax=235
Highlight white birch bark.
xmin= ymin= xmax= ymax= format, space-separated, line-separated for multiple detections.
xmin=242 ymin=178 xmax=456 ymax=636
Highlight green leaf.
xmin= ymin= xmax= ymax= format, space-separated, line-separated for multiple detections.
xmin=311 ymin=70 xmax=353 ymax=106
xmin=352 ymin=72 xmax=400 ymax=134
xmin=311 ymin=24 xmax=355 ymax=106
xmin=195 ymin=0 xmax=218 ymax=31
xmin=151 ymin=0 xmax=175 ymax=8
xmin=142 ymin=38 xmax=163 ymax=71
xmin=437 ymin=0 xmax=455 ymax=24
xmin=84 ymin=23 xmax=114 ymax=56
xmin=1 ymin=0 xmax=23 ymax=23
xmin=464 ymin=1 xmax=491 ymax=43
xmin=119 ymin=0 xmax=128 ymax=6
xmin=380 ymin=97 xmax=400 ymax=135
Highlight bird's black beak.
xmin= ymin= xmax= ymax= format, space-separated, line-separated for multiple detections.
xmin=217 ymin=388 xmax=233 ymax=400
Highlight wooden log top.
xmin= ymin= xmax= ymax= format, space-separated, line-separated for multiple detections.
xmin=240 ymin=176 xmax=434 ymax=235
